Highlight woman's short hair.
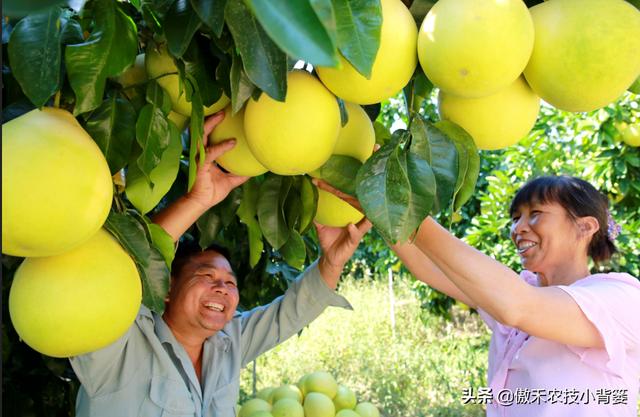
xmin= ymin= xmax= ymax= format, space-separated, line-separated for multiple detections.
xmin=509 ymin=175 xmax=617 ymax=263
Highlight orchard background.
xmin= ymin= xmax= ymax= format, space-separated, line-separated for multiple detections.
xmin=2 ymin=0 xmax=640 ymax=416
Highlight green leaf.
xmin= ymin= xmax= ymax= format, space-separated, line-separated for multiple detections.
xmin=164 ymin=0 xmax=201 ymax=58
xmin=84 ymin=95 xmax=136 ymax=174
xmin=434 ymin=120 xmax=480 ymax=212
xmin=338 ymin=98 xmax=349 ymax=127
xmin=245 ymin=0 xmax=338 ymax=67
xmin=332 ymin=0 xmax=382 ymax=78
xmin=237 ymin=180 xmax=264 ymax=267
xmin=309 ymin=0 xmax=337 ymax=46
xmin=280 ymin=229 xmax=306 ymax=270
xmin=190 ymin=0 xmax=227 ymax=37
xmin=3 ymin=0 xmax=66 ymax=16
xmin=225 ymin=0 xmax=287 ymax=101
xmin=136 ymin=103 xmax=172 ymax=184
xmin=125 ymin=122 xmax=182 ymax=214
xmin=257 ymin=174 xmax=292 ymax=249
xmin=373 ymin=120 xmax=391 ymax=145
xmin=187 ymin=90 xmax=204 ymax=191
xmin=145 ymin=80 xmax=172 ymax=115
xmin=8 ymin=7 xmax=63 ymax=107
xmin=181 ymin=37 xmax=222 ymax=107
xmin=410 ymin=117 xmax=457 ymax=214
xmin=230 ymin=52 xmax=255 ymax=114
xmin=104 ymin=212 xmax=170 ymax=314
xmin=65 ymin=0 xmax=137 ymax=114
xmin=406 ymin=70 xmax=434 ymax=114
xmin=60 ymin=12 xmax=83 ymax=45
xmin=196 ymin=208 xmax=222 ymax=249
xmin=298 ymin=176 xmax=318 ymax=234
xmin=356 ymin=140 xmax=435 ymax=243
xmin=318 ymin=155 xmax=362 ymax=195
xmin=147 ymin=223 xmax=175 ymax=268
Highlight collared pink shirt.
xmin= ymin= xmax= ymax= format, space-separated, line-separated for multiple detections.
xmin=478 ymin=271 xmax=640 ymax=417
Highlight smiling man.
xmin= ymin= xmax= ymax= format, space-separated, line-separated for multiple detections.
xmin=69 ymin=113 xmax=371 ymax=417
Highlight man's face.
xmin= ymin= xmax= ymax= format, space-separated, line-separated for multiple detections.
xmin=164 ymin=250 xmax=240 ymax=340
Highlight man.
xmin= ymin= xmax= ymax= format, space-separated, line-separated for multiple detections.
xmin=69 ymin=113 xmax=372 ymax=416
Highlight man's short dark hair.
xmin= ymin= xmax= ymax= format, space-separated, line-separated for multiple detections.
xmin=171 ymin=238 xmax=232 ymax=280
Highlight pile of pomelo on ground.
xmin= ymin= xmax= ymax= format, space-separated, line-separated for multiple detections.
xmin=238 ymin=371 xmax=380 ymax=417
xmin=2 ymin=0 xmax=640 ymax=358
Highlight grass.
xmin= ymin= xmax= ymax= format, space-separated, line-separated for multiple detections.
xmin=239 ymin=275 xmax=491 ymax=417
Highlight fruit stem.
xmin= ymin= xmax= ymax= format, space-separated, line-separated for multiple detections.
xmin=53 ymin=90 xmax=61 ymax=108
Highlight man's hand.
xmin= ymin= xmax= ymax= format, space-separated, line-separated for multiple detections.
xmin=186 ymin=113 xmax=249 ymax=209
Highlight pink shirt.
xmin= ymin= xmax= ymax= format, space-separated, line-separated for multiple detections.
xmin=479 ymin=271 xmax=640 ymax=417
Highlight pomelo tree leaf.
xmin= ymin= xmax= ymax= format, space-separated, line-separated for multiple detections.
xmin=3 ymin=0 xmax=66 ymax=16
xmin=356 ymin=137 xmax=436 ymax=243
xmin=434 ymin=120 xmax=480 ymax=212
xmin=7 ymin=7 xmax=63 ymax=107
xmin=145 ymin=80 xmax=172 ymax=115
xmin=245 ymin=0 xmax=338 ymax=67
xmin=331 ymin=0 xmax=382 ymax=78
xmin=190 ymin=0 xmax=227 ymax=37
xmin=147 ymin=223 xmax=175 ymax=268
xmin=410 ymin=117 xmax=458 ymax=214
xmin=59 ymin=11 xmax=84 ymax=45
xmin=309 ymin=0 xmax=338 ymax=46
xmin=104 ymin=212 xmax=170 ymax=314
xmin=65 ymin=0 xmax=137 ymax=114
xmin=280 ymin=229 xmax=306 ymax=270
xmin=230 ymin=52 xmax=255 ymax=114
xmin=225 ymin=0 xmax=287 ymax=101
xmin=84 ymin=95 xmax=137 ymax=174
xmin=404 ymin=69 xmax=434 ymax=114
xmin=181 ymin=37 xmax=223 ymax=107
xmin=187 ymin=89 xmax=204 ymax=191
xmin=196 ymin=209 xmax=221 ymax=249
xmin=237 ymin=180 xmax=264 ymax=267
xmin=298 ymin=176 xmax=318 ymax=234
xmin=125 ymin=122 xmax=182 ymax=214
xmin=318 ymin=155 xmax=362 ymax=195
xmin=257 ymin=174 xmax=292 ymax=249
xmin=136 ymin=103 xmax=172 ymax=184
xmin=284 ymin=184 xmax=303 ymax=233
xmin=164 ymin=0 xmax=201 ymax=58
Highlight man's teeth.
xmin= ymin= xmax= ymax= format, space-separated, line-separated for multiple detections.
xmin=518 ymin=242 xmax=537 ymax=253
xmin=205 ymin=302 xmax=224 ymax=312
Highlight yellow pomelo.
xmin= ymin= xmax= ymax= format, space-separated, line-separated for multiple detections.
xmin=210 ymin=106 xmax=268 ymax=176
xmin=249 ymin=412 xmax=274 ymax=417
xmin=304 ymin=371 xmax=339 ymax=399
xmin=354 ymin=402 xmax=380 ymax=417
xmin=313 ymin=102 xmax=372 ymax=227
xmin=333 ymin=385 xmax=357 ymax=411
xmin=317 ymin=0 xmax=417 ymax=104
xmin=256 ymin=387 xmax=277 ymax=404
xmin=145 ymin=44 xmax=230 ymax=116
xmin=438 ymin=77 xmax=540 ymax=150
xmin=336 ymin=410 xmax=360 ymax=417
xmin=271 ymin=398 xmax=304 ymax=417
xmin=125 ymin=132 xmax=182 ymax=214
xmin=244 ymin=71 xmax=340 ymax=175
xmin=113 ymin=53 xmax=147 ymax=100
xmin=2 ymin=108 xmax=113 ymax=257
xmin=239 ymin=398 xmax=272 ymax=417
xmin=315 ymin=189 xmax=364 ymax=228
xmin=168 ymin=111 xmax=189 ymax=132
xmin=303 ymin=393 xmax=335 ymax=417
xmin=271 ymin=385 xmax=303 ymax=404
xmin=418 ymin=0 xmax=533 ymax=98
xmin=617 ymin=122 xmax=640 ymax=147
xmin=524 ymin=0 xmax=640 ymax=112
xmin=297 ymin=374 xmax=310 ymax=397
xmin=8 ymin=229 xmax=141 ymax=357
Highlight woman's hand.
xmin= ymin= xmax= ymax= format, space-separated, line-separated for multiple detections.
xmin=185 ymin=112 xmax=249 ymax=209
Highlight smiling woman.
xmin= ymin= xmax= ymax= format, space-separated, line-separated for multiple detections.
xmin=381 ymin=175 xmax=640 ymax=417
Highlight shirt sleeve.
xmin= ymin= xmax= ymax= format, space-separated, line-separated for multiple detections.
xmin=238 ymin=261 xmax=352 ymax=367
xmin=557 ymin=276 xmax=640 ymax=377
xmin=69 ymin=306 xmax=149 ymax=396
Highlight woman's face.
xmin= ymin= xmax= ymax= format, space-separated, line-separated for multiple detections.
xmin=510 ymin=201 xmax=584 ymax=273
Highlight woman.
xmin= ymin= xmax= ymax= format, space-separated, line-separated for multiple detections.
xmin=319 ymin=175 xmax=640 ymax=416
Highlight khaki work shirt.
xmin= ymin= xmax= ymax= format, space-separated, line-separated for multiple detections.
xmin=70 ymin=262 xmax=351 ymax=417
